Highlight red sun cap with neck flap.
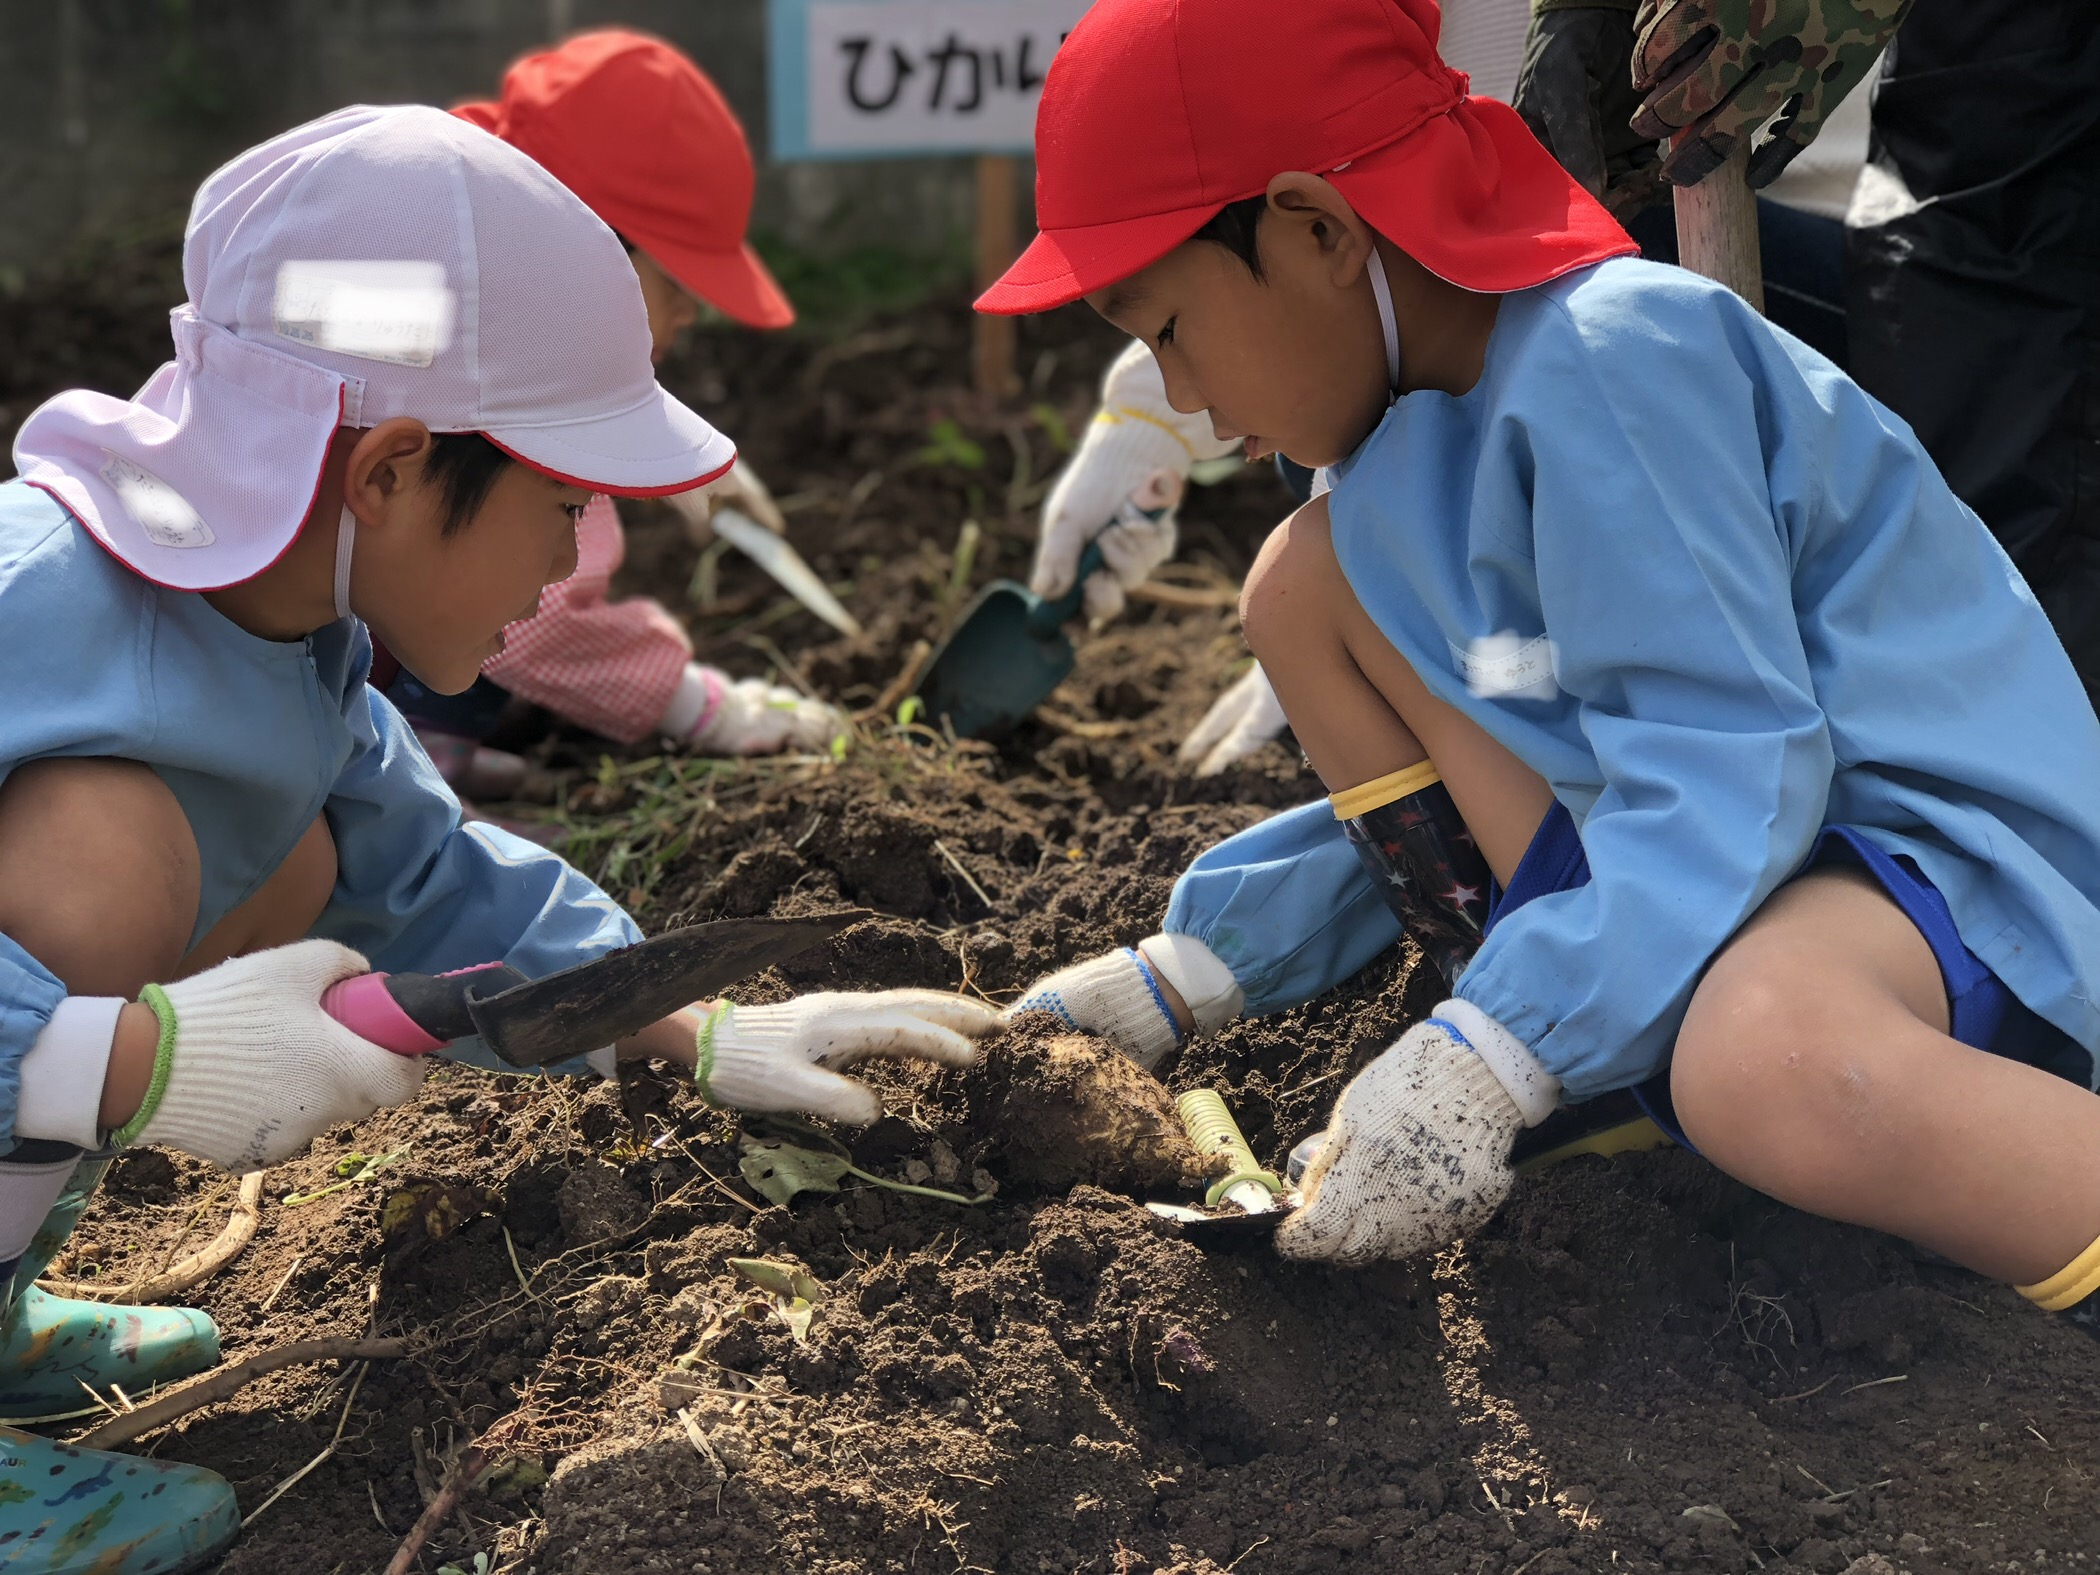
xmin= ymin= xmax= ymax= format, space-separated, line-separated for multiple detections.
xmin=976 ymin=0 xmax=1637 ymax=315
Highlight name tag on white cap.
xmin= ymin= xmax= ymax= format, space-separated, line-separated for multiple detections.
xmin=273 ymin=260 xmax=454 ymax=368
xmin=100 ymin=452 xmax=215 ymax=549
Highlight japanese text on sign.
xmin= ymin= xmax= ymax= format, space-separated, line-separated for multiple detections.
xmin=771 ymin=0 xmax=1092 ymax=159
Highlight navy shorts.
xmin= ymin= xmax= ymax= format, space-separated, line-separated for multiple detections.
xmin=1485 ymin=803 xmax=2095 ymax=1145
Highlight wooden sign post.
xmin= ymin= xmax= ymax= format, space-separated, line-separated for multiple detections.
xmin=972 ymin=153 xmax=1020 ymax=396
xmin=768 ymin=0 xmax=1090 ymax=400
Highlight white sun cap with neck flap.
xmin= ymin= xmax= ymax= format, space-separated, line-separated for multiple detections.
xmin=12 ymin=103 xmax=734 ymax=593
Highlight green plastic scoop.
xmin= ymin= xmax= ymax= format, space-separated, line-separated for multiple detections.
xmin=915 ymin=540 xmax=1106 ymax=738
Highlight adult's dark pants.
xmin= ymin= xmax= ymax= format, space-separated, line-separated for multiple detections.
xmin=1848 ymin=0 xmax=2100 ymax=708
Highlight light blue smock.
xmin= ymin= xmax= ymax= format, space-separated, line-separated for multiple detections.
xmin=1165 ymin=257 xmax=2100 ymax=1099
xmin=0 ymin=479 xmax=639 ymax=1149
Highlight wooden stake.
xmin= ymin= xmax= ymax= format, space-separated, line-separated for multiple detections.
xmin=1672 ymin=140 xmax=1764 ymax=313
xmin=973 ymin=154 xmax=1021 ymax=399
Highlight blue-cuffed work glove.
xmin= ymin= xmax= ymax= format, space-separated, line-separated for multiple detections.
xmin=1008 ymin=934 xmax=1244 ymax=1072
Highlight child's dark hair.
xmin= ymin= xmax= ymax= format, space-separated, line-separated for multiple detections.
xmin=424 ymin=431 xmax=513 ymax=535
xmin=1192 ymin=195 xmax=1267 ymax=279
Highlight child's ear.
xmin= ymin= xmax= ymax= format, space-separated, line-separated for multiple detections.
xmin=343 ymin=419 xmax=435 ymax=516
xmin=1264 ymin=172 xmax=1376 ymax=285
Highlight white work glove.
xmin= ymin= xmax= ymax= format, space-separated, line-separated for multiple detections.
xmin=1037 ymin=340 xmax=1237 ymax=622
xmin=677 ymin=456 xmax=788 ymax=541
xmin=1277 ymin=1001 xmax=1561 ymax=1265
xmin=123 ymin=940 xmax=428 ymax=1173
xmin=661 ymin=663 xmax=845 ymax=756
xmin=694 ymin=990 xmax=1000 ymax=1125
xmin=1178 ymin=663 xmax=1290 ymax=776
xmin=1007 ymin=934 xmax=1244 ymax=1073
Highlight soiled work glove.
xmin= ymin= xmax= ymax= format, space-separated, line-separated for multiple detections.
xmin=1008 ymin=934 xmax=1244 ymax=1073
xmin=1514 ymin=1 xmax=1667 ymax=221
xmin=1038 ymin=340 xmax=1237 ymax=622
xmin=121 ymin=940 xmax=427 ymax=1172
xmin=1631 ymin=0 xmax=1912 ymax=188
xmin=1178 ymin=663 xmax=1290 ymax=777
xmin=1277 ymin=1002 xmax=1561 ymax=1265
xmin=694 ymin=990 xmax=1000 ymax=1125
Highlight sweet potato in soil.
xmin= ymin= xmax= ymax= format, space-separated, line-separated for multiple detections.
xmin=12 ymin=260 xmax=2098 ymax=1574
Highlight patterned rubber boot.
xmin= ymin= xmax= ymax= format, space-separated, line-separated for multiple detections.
xmin=0 ymin=1157 xmax=219 ymax=1419
xmin=2018 ymin=1231 xmax=2100 ymax=1342
xmin=1331 ymin=761 xmax=1492 ymax=990
xmin=0 ymin=1428 xmax=239 ymax=1573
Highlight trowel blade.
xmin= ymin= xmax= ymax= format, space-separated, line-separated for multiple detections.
xmin=468 ymin=914 xmax=860 ymax=1067
xmin=915 ymin=579 xmax=1079 ymax=739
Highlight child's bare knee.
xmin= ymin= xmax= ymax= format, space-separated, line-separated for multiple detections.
xmin=1240 ymin=497 xmax=1337 ymax=662
xmin=1672 ymin=958 xmax=1877 ymax=1170
xmin=0 ymin=757 xmax=200 ymax=996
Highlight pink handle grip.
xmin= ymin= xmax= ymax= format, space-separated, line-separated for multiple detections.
xmin=321 ymin=974 xmax=447 ymax=1057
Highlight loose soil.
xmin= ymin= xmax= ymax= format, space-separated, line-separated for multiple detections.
xmin=7 ymin=258 xmax=2098 ymax=1575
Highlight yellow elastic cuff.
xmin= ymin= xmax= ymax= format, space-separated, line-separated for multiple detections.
xmin=2017 ymin=1230 xmax=2100 ymax=1312
xmin=1329 ymin=760 xmax=1442 ymax=821
xmin=1098 ymin=404 xmax=1200 ymax=462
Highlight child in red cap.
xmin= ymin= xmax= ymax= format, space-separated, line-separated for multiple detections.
xmin=395 ymin=30 xmax=841 ymax=789
xmin=999 ymin=0 xmax=2100 ymax=1337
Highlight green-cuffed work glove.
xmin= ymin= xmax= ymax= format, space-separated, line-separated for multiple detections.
xmin=1631 ymin=0 xmax=1912 ymax=189
xmin=1514 ymin=1 xmax=1666 ymax=222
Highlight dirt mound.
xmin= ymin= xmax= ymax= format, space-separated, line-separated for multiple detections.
xmin=958 ymin=1021 xmax=1216 ymax=1194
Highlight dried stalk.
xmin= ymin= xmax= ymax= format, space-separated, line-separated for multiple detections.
xmin=76 ymin=1336 xmax=407 ymax=1450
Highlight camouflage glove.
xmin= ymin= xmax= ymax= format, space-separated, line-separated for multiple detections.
xmin=1514 ymin=1 xmax=1667 ymax=222
xmin=1631 ymin=0 xmax=1912 ymax=188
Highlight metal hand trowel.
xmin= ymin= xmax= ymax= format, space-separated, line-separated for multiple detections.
xmin=915 ymin=472 xmax=1182 ymax=738
xmin=322 ymin=914 xmax=858 ymax=1067
xmin=914 ymin=540 xmax=1107 ymax=739
xmin=1147 ymin=1090 xmax=1298 ymax=1242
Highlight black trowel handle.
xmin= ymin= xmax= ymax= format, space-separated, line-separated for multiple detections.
xmin=321 ymin=962 xmax=528 ymax=1055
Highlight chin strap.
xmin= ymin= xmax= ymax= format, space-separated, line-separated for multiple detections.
xmin=1366 ymin=245 xmax=1401 ymax=398
xmin=333 ymin=504 xmax=356 ymax=621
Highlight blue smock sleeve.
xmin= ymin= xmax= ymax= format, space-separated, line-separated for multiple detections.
xmin=1164 ymin=799 xmax=1403 ymax=1016
xmin=0 ymin=937 xmax=67 ymax=1153
xmin=314 ymin=685 xmax=642 ymax=1075
xmin=1453 ymin=298 xmax=1836 ymax=1097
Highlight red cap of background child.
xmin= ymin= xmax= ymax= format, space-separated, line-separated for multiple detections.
xmin=456 ymin=29 xmax=795 ymax=330
xmin=977 ymin=0 xmax=1636 ymax=314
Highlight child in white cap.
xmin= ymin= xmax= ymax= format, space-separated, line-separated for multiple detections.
xmin=0 ymin=105 xmax=993 ymax=1571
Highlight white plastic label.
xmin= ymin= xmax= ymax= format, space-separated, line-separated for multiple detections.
xmin=273 ymin=260 xmax=455 ymax=368
xmin=100 ymin=452 xmax=215 ymax=549
xmin=1449 ymin=631 xmax=1559 ymax=701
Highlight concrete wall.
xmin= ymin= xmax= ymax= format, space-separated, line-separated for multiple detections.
xmin=0 ymin=0 xmax=984 ymax=279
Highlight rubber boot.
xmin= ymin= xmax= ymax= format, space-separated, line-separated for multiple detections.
xmin=1330 ymin=762 xmax=1492 ymax=990
xmin=0 ymin=1428 xmax=238 ymax=1573
xmin=0 ymin=1159 xmax=218 ymax=1418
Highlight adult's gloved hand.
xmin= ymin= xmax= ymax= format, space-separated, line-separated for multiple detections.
xmin=1178 ymin=663 xmax=1291 ymax=777
xmin=1277 ymin=1002 xmax=1561 ymax=1265
xmin=1037 ymin=341 xmax=1238 ymax=622
xmin=1008 ymin=935 xmax=1244 ymax=1073
xmin=121 ymin=940 xmax=427 ymax=1173
xmin=1631 ymin=0 xmax=1912 ymax=188
xmin=694 ymin=990 xmax=1000 ymax=1125
xmin=1514 ymin=1 xmax=1667 ymax=221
